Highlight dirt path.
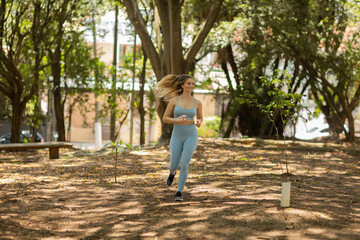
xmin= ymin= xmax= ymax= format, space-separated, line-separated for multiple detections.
xmin=0 ymin=138 xmax=359 ymax=239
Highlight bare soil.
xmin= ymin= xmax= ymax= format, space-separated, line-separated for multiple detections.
xmin=0 ymin=138 xmax=359 ymax=240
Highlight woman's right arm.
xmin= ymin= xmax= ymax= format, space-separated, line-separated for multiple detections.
xmin=163 ymin=98 xmax=178 ymax=124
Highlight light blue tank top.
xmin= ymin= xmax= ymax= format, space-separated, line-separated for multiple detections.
xmin=174 ymin=97 xmax=197 ymax=120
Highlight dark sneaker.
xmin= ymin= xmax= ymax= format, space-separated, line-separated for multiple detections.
xmin=175 ymin=191 xmax=183 ymax=201
xmin=166 ymin=172 xmax=176 ymax=186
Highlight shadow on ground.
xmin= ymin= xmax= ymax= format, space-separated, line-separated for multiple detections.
xmin=0 ymin=138 xmax=359 ymax=239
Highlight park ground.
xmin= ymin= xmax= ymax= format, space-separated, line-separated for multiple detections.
xmin=0 ymin=138 xmax=359 ymax=240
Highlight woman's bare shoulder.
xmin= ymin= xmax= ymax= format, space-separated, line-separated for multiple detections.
xmin=168 ymin=97 xmax=177 ymax=106
xmin=195 ymin=98 xmax=202 ymax=106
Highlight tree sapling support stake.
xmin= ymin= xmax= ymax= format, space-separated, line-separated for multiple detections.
xmin=281 ymin=182 xmax=291 ymax=207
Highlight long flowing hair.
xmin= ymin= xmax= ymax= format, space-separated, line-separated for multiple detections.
xmin=154 ymin=74 xmax=193 ymax=102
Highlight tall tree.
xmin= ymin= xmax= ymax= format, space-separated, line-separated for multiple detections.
xmin=46 ymin=0 xmax=99 ymax=141
xmin=47 ymin=0 xmax=73 ymax=142
xmin=210 ymin=0 xmax=360 ymax=142
xmin=138 ymin=49 xmax=148 ymax=145
xmin=264 ymin=0 xmax=360 ymax=142
xmin=91 ymin=0 xmax=102 ymax=147
xmin=63 ymin=33 xmax=106 ymax=141
xmin=122 ymin=0 xmax=224 ymax=143
xmin=110 ymin=3 xmax=119 ymax=142
xmin=30 ymin=0 xmax=53 ymax=142
xmin=202 ymin=8 xmax=309 ymax=138
xmin=0 ymin=0 xmax=52 ymax=143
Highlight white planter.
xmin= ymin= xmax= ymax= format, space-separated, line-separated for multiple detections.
xmin=95 ymin=122 xmax=102 ymax=149
xmin=281 ymin=182 xmax=291 ymax=207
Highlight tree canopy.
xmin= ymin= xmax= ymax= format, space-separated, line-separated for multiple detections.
xmin=0 ymin=0 xmax=359 ymax=143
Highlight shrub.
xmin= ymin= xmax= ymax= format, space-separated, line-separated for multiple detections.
xmin=197 ymin=116 xmax=221 ymax=138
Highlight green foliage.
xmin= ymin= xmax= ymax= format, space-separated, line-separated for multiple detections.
xmin=0 ymin=0 xmax=109 ymax=142
xmin=206 ymin=17 xmax=250 ymax=50
xmin=24 ymin=95 xmax=45 ymax=127
xmin=182 ymin=0 xmax=242 ymax=40
xmin=106 ymin=139 xmax=138 ymax=154
xmin=199 ymin=0 xmax=360 ymax=142
xmin=197 ymin=116 xmax=221 ymax=138
xmin=236 ymin=72 xmax=305 ymax=174
xmin=236 ymin=72 xmax=304 ymax=137
xmin=63 ymin=31 xmax=108 ymax=128
xmin=0 ymin=94 xmax=11 ymax=120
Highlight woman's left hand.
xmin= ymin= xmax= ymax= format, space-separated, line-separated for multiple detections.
xmin=195 ymin=119 xmax=202 ymax=128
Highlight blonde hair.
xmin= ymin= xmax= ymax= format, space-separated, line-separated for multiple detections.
xmin=154 ymin=74 xmax=193 ymax=102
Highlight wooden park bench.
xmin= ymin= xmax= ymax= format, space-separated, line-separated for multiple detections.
xmin=0 ymin=142 xmax=73 ymax=159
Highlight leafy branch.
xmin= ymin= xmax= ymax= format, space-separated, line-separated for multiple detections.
xmin=236 ymin=71 xmax=304 ymax=175
xmin=105 ymin=140 xmax=138 ymax=183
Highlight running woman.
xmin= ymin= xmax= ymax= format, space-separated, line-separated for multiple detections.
xmin=155 ymin=74 xmax=203 ymax=201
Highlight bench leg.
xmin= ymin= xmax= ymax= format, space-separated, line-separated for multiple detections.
xmin=49 ymin=147 xmax=59 ymax=159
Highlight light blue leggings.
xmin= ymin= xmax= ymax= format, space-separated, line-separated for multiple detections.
xmin=169 ymin=124 xmax=198 ymax=192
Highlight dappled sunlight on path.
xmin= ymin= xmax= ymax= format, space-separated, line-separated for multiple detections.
xmin=0 ymin=138 xmax=359 ymax=239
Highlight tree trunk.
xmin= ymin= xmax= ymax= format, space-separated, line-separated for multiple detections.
xmin=156 ymin=99 xmax=173 ymax=144
xmin=110 ymin=5 xmax=119 ymax=142
xmin=226 ymin=45 xmax=240 ymax=86
xmin=123 ymin=0 xmax=162 ymax=80
xmin=50 ymin=2 xmax=68 ymax=142
xmin=53 ymin=87 xmax=65 ymax=141
xmin=219 ymin=97 xmax=232 ymax=136
xmin=92 ymin=0 xmax=101 ymax=145
xmin=31 ymin=93 xmax=40 ymax=142
xmin=52 ymin=52 xmax=66 ymax=142
xmin=10 ymin=98 xmax=24 ymax=143
xmin=139 ymin=47 xmax=147 ymax=145
xmin=67 ymin=103 xmax=73 ymax=141
xmin=0 ymin=2 xmax=34 ymax=143
xmin=347 ymin=113 xmax=355 ymax=143
xmin=159 ymin=122 xmax=173 ymax=145
xmin=169 ymin=0 xmax=183 ymax=73
xmin=122 ymin=0 xmax=224 ymax=143
xmin=223 ymin=114 xmax=236 ymax=138
xmin=31 ymin=1 xmax=41 ymax=143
